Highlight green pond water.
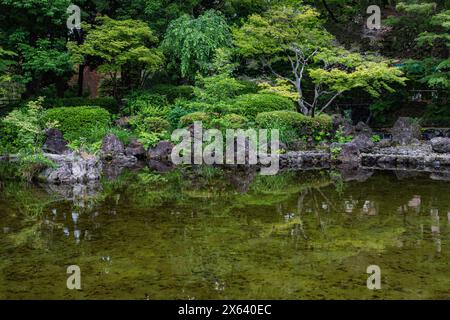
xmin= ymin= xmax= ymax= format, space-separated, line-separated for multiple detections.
xmin=1 ymin=165 xmax=450 ymax=300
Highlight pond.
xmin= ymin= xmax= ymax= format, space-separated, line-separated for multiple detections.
xmin=1 ymin=165 xmax=450 ymax=299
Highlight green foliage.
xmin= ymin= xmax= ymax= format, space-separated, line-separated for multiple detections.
xmin=179 ymin=111 xmax=212 ymax=128
xmin=234 ymin=5 xmax=407 ymax=116
xmin=138 ymin=117 xmax=171 ymax=133
xmin=333 ymin=126 xmax=353 ymax=144
xmin=256 ymin=111 xmax=332 ymax=144
xmin=371 ymin=135 xmax=382 ymax=143
xmin=421 ymin=103 xmax=450 ymax=126
xmin=162 ymin=10 xmax=232 ymax=78
xmin=0 ymin=47 xmax=17 ymax=83
xmin=44 ymin=97 xmax=120 ymax=114
xmin=19 ymin=39 xmax=73 ymax=84
xmin=415 ymin=10 xmax=450 ymax=90
xmin=123 ymin=91 xmax=169 ymax=115
xmin=167 ymin=100 xmax=200 ymax=128
xmin=44 ymin=106 xmax=111 ymax=142
xmin=0 ymin=97 xmax=48 ymax=153
xmin=385 ymin=4 xmax=449 ymax=90
xmin=18 ymin=151 xmax=56 ymax=182
xmin=194 ymin=74 xmax=247 ymax=103
xmin=229 ymin=93 xmax=296 ymax=119
xmin=137 ymin=131 xmax=169 ymax=149
xmin=69 ymin=16 xmax=164 ymax=96
xmin=211 ymin=113 xmax=249 ymax=130
xmin=149 ymin=84 xmax=194 ymax=102
xmin=67 ymin=126 xmax=133 ymax=154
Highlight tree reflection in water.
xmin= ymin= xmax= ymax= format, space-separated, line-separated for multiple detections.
xmin=1 ymin=166 xmax=450 ymax=299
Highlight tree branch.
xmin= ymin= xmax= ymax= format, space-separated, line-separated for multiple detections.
xmin=319 ymin=91 xmax=343 ymax=114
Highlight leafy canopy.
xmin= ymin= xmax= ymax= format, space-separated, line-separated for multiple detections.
xmin=234 ymin=5 xmax=407 ymax=116
xmin=69 ymin=16 xmax=164 ymax=76
xmin=162 ymin=10 xmax=232 ymax=79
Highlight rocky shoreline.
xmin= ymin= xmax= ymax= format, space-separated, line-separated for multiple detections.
xmin=1 ymin=117 xmax=450 ymax=184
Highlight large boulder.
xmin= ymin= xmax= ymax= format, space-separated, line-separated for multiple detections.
xmin=42 ymin=128 xmax=69 ymax=155
xmin=147 ymin=140 xmax=174 ymax=161
xmin=354 ymin=121 xmax=373 ymax=138
xmin=391 ymin=117 xmax=421 ymax=145
xmin=101 ymin=134 xmax=124 ymax=158
xmin=337 ymin=142 xmax=361 ymax=164
xmin=114 ymin=116 xmax=132 ymax=129
xmin=332 ymin=114 xmax=354 ymax=136
xmin=40 ymin=153 xmax=102 ymax=183
xmin=431 ymin=137 xmax=450 ymax=154
xmin=352 ymin=134 xmax=374 ymax=152
xmin=125 ymin=138 xmax=146 ymax=158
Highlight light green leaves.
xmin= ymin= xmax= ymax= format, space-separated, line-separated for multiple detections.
xmin=162 ymin=10 xmax=232 ymax=78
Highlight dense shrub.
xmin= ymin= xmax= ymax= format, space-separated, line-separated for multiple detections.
xmin=167 ymin=100 xmax=223 ymax=128
xmin=44 ymin=97 xmax=120 ymax=114
xmin=179 ymin=112 xmax=213 ymax=128
xmin=194 ymin=74 xmax=247 ymax=103
xmin=123 ymin=91 xmax=169 ymax=115
xmin=142 ymin=116 xmax=171 ymax=133
xmin=211 ymin=113 xmax=248 ymax=130
xmin=421 ymin=104 xmax=450 ymax=127
xmin=229 ymin=93 xmax=295 ymax=119
xmin=237 ymin=79 xmax=260 ymax=95
xmin=256 ymin=111 xmax=332 ymax=144
xmin=149 ymin=84 xmax=195 ymax=102
xmin=0 ymin=98 xmax=47 ymax=153
xmin=44 ymin=106 xmax=111 ymax=142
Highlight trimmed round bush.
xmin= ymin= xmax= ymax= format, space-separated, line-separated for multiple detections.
xmin=44 ymin=97 xmax=119 ymax=114
xmin=229 ymin=93 xmax=296 ymax=119
xmin=256 ymin=111 xmax=332 ymax=144
xmin=44 ymin=106 xmax=111 ymax=142
xmin=179 ymin=112 xmax=212 ymax=128
xmin=212 ymin=113 xmax=249 ymax=130
xmin=143 ymin=117 xmax=171 ymax=133
xmin=168 ymin=100 xmax=231 ymax=128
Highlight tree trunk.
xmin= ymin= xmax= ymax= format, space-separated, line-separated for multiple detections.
xmin=77 ymin=64 xmax=85 ymax=97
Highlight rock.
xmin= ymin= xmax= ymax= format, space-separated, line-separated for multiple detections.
xmin=42 ymin=128 xmax=69 ymax=154
xmin=125 ymin=138 xmax=146 ymax=158
xmin=40 ymin=153 xmax=102 ymax=183
xmin=337 ymin=142 xmax=360 ymax=163
xmin=337 ymin=164 xmax=374 ymax=182
xmin=114 ymin=116 xmax=132 ymax=129
xmin=259 ymin=140 xmax=288 ymax=153
xmin=147 ymin=160 xmax=174 ymax=173
xmin=102 ymin=156 xmax=142 ymax=180
xmin=147 ymin=140 xmax=174 ymax=161
xmin=332 ymin=114 xmax=354 ymax=136
xmin=354 ymin=121 xmax=373 ymax=138
xmin=391 ymin=117 xmax=421 ymax=145
xmin=430 ymin=172 xmax=450 ymax=181
xmin=330 ymin=142 xmax=343 ymax=150
xmin=352 ymin=135 xmax=374 ymax=152
xmin=377 ymin=139 xmax=392 ymax=148
xmin=431 ymin=137 xmax=450 ymax=154
xmin=101 ymin=134 xmax=124 ymax=158
xmin=423 ymin=129 xmax=442 ymax=140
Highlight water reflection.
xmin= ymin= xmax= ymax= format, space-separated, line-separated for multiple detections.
xmin=1 ymin=166 xmax=450 ymax=299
